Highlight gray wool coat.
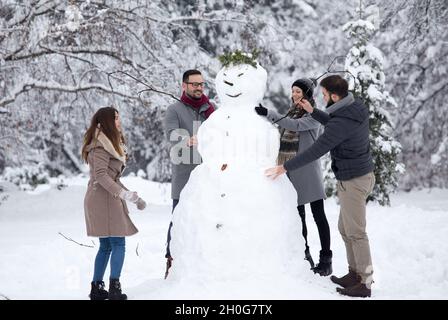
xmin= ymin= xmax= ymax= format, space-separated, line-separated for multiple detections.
xmin=164 ymin=100 xmax=210 ymax=199
xmin=267 ymin=109 xmax=326 ymax=206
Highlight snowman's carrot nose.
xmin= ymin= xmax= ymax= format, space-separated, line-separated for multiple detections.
xmin=224 ymin=80 xmax=233 ymax=86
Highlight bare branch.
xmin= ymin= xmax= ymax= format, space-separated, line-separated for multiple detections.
xmin=166 ymin=16 xmax=248 ymax=25
xmin=109 ymin=21 xmax=160 ymax=63
xmin=108 ymin=71 xmax=180 ymax=102
xmin=0 ymin=81 xmax=138 ymax=107
xmin=7 ymin=0 xmax=62 ymax=28
xmin=58 ymin=232 xmax=94 ymax=248
xmin=398 ymin=80 xmax=448 ymax=130
xmin=138 ymin=88 xmax=180 ymax=103
xmin=6 ymin=46 xmax=146 ymax=71
xmin=58 ymin=50 xmax=101 ymax=69
xmin=0 ymin=135 xmax=17 ymax=141
xmin=0 ymin=293 xmax=10 ymax=300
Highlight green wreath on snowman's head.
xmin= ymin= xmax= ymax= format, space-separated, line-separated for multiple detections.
xmin=218 ymin=49 xmax=260 ymax=68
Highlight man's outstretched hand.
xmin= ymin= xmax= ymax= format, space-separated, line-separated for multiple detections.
xmin=255 ymin=104 xmax=268 ymax=116
xmin=265 ymin=165 xmax=287 ymax=180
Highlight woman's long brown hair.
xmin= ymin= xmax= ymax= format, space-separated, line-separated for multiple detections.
xmin=81 ymin=106 xmax=125 ymax=163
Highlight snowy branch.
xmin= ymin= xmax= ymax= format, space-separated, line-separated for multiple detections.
xmin=107 ymin=71 xmax=180 ymax=102
xmin=6 ymin=46 xmax=146 ymax=70
xmin=62 ymin=143 xmax=84 ymax=173
xmin=0 ymin=135 xmax=17 ymax=141
xmin=58 ymin=232 xmax=95 ymax=248
xmin=108 ymin=22 xmax=160 ymax=63
xmin=157 ymin=15 xmax=248 ymax=25
xmin=0 ymin=81 xmax=138 ymax=107
xmin=398 ymin=80 xmax=448 ymax=129
xmin=6 ymin=0 xmax=63 ymax=28
xmin=120 ymin=6 xmax=249 ymax=27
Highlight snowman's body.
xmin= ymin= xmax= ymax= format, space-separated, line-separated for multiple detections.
xmin=169 ymin=63 xmax=305 ymax=281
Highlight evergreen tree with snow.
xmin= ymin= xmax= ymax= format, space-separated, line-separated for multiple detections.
xmin=342 ymin=3 xmax=404 ymax=205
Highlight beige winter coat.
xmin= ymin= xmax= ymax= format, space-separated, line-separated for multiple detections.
xmin=83 ymin=131 xmax=138 ymax=237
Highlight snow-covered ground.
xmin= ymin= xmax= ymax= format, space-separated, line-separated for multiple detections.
xmin=0 ymin=176 xmax=447 ymax=300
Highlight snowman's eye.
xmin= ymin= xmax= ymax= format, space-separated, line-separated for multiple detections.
xmin=223 ymin=73 xmax=227 ymax=76
xmin=238 ymin=73 xmax=244 ymax=77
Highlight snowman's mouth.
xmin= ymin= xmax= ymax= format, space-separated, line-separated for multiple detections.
xmin=226 ymin=93 xmax=242 ymax=98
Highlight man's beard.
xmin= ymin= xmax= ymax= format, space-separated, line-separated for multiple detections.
xmin=187 ymin=91 xmax=202 ymax=100
xmin=326 ymin=98 xmax=335 ymax=108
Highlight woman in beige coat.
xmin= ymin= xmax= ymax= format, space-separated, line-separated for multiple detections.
xmin=81 ymin=106 xmax=146 ymax=300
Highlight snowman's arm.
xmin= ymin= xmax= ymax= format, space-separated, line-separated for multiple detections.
xmin=267 ymin=109 xmax=320 ymax=132
xmin=164 ymin=106 xmax=190 ymax=147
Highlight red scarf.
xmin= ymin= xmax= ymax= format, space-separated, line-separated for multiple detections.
xmin=180 ymin=92 xmax=215 ymax=119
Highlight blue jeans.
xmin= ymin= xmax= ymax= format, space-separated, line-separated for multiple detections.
xmin=92 ymin=237 xmax=126 ymax=282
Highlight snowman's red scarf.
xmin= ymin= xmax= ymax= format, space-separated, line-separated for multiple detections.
xmin=180 ymin=92 xmax=215 ymax=119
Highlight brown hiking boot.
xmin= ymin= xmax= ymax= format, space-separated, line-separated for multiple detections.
xmin=164 ymin=256 xmax=173 ymax=279
xmin=330 ymin=269 xmax=359 ymax=288
xmin=337 ymin=282 xmax=371 ymax=298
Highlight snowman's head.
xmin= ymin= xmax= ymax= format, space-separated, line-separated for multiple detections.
xmin=215 ymin=62 xmax=267 ymax=108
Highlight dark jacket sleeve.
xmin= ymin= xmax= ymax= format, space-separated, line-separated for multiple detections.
xmin=310 ymin=108 xmax=331 ymax=125
xmin=283 ymin=116 xmax=357 ymax=172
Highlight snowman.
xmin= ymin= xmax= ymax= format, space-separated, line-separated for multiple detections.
xmin=168 ymin=51 xmax=305 ymax=282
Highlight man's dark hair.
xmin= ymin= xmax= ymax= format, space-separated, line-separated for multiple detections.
xmin=319 ymin=75 xmax=349 ymax=98
xmin=182 ymin=69 xmax=202 ymax=83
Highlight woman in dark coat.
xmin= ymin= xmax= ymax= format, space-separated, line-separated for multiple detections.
xmin=81 ymin=106 xmax=146 ymax=300
xmin=256 ymin=79 xmax=332 ymax=276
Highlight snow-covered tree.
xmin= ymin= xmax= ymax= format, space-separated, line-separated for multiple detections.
xmin=1 ymin=0 xmax=447 ymax=193
xmin=377 ymin=0 xmax=448 ymax=190
xmin=343 ymin=3 xmax=404 ymax=205
xmin=0 ymin=0 xmax=220 ymax=180
xmin=0 ymin=0 xmax=355 ymax=183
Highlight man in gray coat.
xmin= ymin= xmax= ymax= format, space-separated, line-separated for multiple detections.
xmin=163 ymin=69 xmax=215 ymax=276
xmin=265 ymin=75 xmax=375 ymax=298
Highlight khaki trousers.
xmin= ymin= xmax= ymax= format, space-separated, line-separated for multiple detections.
xmin=337 ymin=172 xmax=375 ymax=285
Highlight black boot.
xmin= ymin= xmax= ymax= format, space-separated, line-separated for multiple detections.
xmin=337 ymin=282 xmax=371 ymax=298
xmin=331 ymin=268 xmax=359 ymax=288
xmin=89 ymin=281 xmax=108 ymax=300
xmin=312 ymin=250 xmax=332 ymax=276
xmin=108 ymin=279 xmax=127 ymax=300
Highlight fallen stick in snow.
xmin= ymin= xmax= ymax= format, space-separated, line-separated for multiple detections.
xmin=0 ymin=293 xmax=10 ymax=300
xmin=58 ymin=232 xmax=95 ymax=248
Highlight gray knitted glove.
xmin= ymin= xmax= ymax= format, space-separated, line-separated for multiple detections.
xmin=136 ymin=198 xmax=146 ymax=210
